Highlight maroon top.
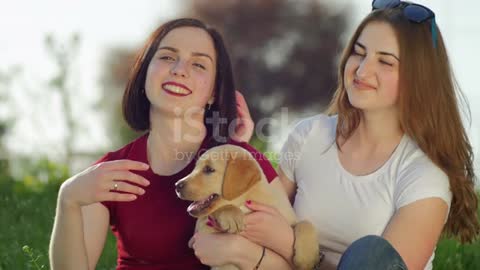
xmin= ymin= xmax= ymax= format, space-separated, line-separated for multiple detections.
xmin=97 ymin=133 xmax=277 ymax=270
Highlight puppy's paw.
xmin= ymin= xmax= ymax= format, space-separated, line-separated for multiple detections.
xmin=293 ymin=220 xmax=320 ymax=270
xmin=211 ymin=205 xmax=245 ymax=233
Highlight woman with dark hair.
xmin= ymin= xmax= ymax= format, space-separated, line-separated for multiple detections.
xmin=49 ymin=18 xmax=292 ymax=270
xmin=232 ymin=1 xmax=480 ymax=270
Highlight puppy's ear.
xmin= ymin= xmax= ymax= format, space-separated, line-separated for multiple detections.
xmin=222 ymin=151 xmax=261 ymax=201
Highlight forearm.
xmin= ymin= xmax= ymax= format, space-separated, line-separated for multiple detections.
xmin=233 ymin=237 xmax=292 ymax=270
xmin=49 ymin=196 xmax=89 ymax=270
xmin=261 ymin=226 xmax=294 ymax=265
xmin=274 ymin=235 xmax=294 ymax=265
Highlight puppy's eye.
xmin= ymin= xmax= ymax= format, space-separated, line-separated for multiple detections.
xmin=203 ymin=165 xmax=215 ymax=174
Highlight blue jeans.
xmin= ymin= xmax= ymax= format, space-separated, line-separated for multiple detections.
xmin=337 ymin=235 xmax=408 ymax=270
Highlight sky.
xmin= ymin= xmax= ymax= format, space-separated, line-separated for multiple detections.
xmin=1 ymin=0 xmax=480 ymax=167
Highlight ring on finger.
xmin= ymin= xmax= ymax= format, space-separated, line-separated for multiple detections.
xmin=113 ymin=182 xmax=118 ymax=191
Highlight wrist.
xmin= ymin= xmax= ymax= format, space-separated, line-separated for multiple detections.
xmin=58 ymin=184 xmax=81 ymax=210
xmin=277 ymin=226 xmax=295 ymax=264
xmin=253 ymin=247 xmax=266 ymax=270
xmin=229 ymin=235 xmax=261 ymax=269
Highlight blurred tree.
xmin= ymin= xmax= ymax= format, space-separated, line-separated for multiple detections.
xmin=0 ymin=67 xmax=20 ymax=176
xmin=45 ymin=34 xmax=81 ymax=168
xmin=97 ymin=48 xmax=140 ymax=148
xmin=187 ymin=0 xmax=349 ymax=122
xmin=0 ymin=70 xmax=13 ymax=146
xmin=99 ymin=0 xmax=349 ymax=146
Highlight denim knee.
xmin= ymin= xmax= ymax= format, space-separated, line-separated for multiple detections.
xmin=337 ymin=235 xmax=407 ymax=270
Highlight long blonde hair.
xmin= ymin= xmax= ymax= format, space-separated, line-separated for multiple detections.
xmin=327 ymin=8 xmax=479 ymax=243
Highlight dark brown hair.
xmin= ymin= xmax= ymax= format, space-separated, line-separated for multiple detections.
xmin=327 ymin=7 xmax=479 ymax=243
xmin=122 ymin=18 xmax=237 ymax=144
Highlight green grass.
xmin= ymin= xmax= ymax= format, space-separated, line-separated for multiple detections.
xmin=1 ymin=161 xmax=480 ymax=269
xmin=0 ymin=176 xmax=118 ymax=270
xmin=433 ymin=237 xmax=480 ymax=270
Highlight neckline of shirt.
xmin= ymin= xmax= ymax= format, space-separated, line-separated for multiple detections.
xmin=334 ymin=134 xmax=408 ymax=181
xmin=139 ymin=133 xmax=211 ymax=179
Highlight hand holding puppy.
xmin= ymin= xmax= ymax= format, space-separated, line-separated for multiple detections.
xmin=240 ymin=200 xmax=295 ymax=262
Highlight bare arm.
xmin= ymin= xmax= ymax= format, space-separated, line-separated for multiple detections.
xmin=278 ymin=168 xmax=297 ymax=203
xmin=233 ymin=237 xmax=293 ymax=270
xmin=191 ymin=232 xmax=292 ymax=269
xmin=238 ymin=175 xmax=299 ymax=267
xmin=263 ymin=177 xmax=296 ymax=261
xmin=49 ymin=160 xmax=150 ymax=270
xmin=49 ymin=199 xmax=109 ymax=270
xmin=82 ymin=203 xmax=110 ymax=270
xmin=382 ymin=197 xmax=449 ymax=270
xmin=49 ymin=197 xmax=90 ymax=270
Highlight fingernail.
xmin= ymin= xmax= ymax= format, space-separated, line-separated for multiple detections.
xmin=143 ymin=163 xmax=150 ymax=169
xmin=246 ymin=200 xmax=251 ymax=205
xmin=206 ymin=221 xmax=213 ymax=227
xmin=144 ymin=180 xmax=150 ymax=186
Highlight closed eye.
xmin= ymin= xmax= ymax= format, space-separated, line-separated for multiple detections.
xmin=380 ymin=60 xmax=393 ymax=66
xmin=203 ymin=165 xmax=215 ymax=174
xmin=159 ymin=55 xmax=175 ymax=61
xmin=193 ymin=63 xmax=206 ymax=70
xmin=351 ymin=50 xmax=365 ymax=57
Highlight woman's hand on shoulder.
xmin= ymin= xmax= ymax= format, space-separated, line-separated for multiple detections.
xmin=231 ymin=90 xmax=254 ymax=143
xmin=59 ymin=159 xmax=150 ymax=208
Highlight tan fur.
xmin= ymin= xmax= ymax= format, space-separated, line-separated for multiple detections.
xmin=293 ymin=221 xmax=320 ymax=270
xmin=175 ymin=144 xmax=319 ymax=270
xmin=222 ymin=151 xmax=261 ymax=201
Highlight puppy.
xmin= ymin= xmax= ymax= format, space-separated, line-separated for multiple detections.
xmin=175 ymin=144 xmax=319 ymax=270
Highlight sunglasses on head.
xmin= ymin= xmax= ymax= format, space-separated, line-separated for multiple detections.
xmin=371 ymin=0 xmax=437 ymax=48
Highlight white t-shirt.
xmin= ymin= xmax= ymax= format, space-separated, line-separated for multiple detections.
xmin=279 ymin=114 xmax=452 ymax=270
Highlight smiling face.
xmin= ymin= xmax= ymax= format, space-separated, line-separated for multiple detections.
xmin=144 ymin=26 xmax=217 ymax=115
xmin=344 ymin=21 xmax=400 ymax=113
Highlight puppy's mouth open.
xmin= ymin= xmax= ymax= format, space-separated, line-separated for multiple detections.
xmin=187 ymin=193 xmax=219 ymax=216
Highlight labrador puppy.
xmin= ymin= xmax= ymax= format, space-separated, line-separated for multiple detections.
xmin=175 ymin=144 xmax=319 ymax=270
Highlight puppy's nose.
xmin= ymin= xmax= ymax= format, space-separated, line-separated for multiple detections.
xmin=175 ymin=181 xmax=185 ymax=191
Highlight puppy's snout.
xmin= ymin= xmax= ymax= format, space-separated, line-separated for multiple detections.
xmin=175 ymin=180 xmax=185 ymax=192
